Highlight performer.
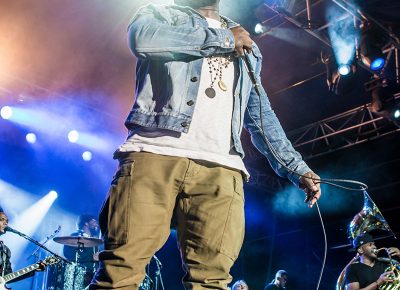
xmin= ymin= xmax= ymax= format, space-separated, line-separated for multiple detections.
xmin=0 ymin=208 xmax=45 ymax=284
xmin=63 ymin=214 xmax=100 ymax=287
xmin=345 ymin=233 xmax=400 ymax=290
xmin=0 ymin=209 xmax=12 ymax=277
xmin=264 ymin=270 xmax=288 ymax=290
xmin=231 ymin=279 xmax=249 ymax=290
xmin=90 ymin=0 xmax=321 ymax=289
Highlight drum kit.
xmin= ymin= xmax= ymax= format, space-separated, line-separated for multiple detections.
xmin=47 ymin=236 xmax=164 ymax=290
xmin=47 ymin=235 xmax=102 ymax=290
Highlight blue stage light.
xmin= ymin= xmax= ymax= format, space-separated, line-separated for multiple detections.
xmin=370 ymin=57 xmax=385 ymax=71
xmin=68 ymin=130 xmax=79 ymax=143
xmin=26 ymin=133 xmax=37 ymax=144
xmin=338 ymin=64 xmax=351 ymax=76
xmin=393 ymin=109 xmax=400 ymax=120
xmin=1 ymin=106 xmax=13 ymax=119
xmin=82 ymin=151 xmax=93 ymax=161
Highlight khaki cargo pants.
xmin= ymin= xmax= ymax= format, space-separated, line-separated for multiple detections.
xmin=90 ymin=152 xmax=245 ymax=290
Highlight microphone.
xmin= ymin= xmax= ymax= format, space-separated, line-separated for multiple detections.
xmin=242 ymin=52 xmax=262 ymax=96
xmin=377 ymin=257 xmax=399 ymax=264
xmin=5 ymin=226 xmax=23 ymax=235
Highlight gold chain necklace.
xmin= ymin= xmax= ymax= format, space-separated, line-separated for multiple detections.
xmin=204 ymin=17 xmax=231 ymax=99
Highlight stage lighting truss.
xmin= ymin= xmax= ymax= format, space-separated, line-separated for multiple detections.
xmin=364 ymin=77 xmax=400 ymax=124
xmin=254 ymin=0 xmax=400 ymax=84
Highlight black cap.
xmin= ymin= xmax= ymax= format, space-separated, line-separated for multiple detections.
xmin=353 ymin=233 xmax=374 ymax=249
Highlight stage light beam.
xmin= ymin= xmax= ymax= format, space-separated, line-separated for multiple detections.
xmin=2 ymin=190 xmax=58 ymax=259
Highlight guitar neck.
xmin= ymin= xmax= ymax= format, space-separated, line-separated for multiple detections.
xmin=3 ymin=263 xmax=39 ymax=283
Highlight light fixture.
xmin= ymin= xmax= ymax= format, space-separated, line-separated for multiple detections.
xmin=338 ymin=64 xmax=351 ymax=76
xmin=1 ymin=106 xmax=13 ymax=120
xmin=359 ymin=22 xmax=387 ymax=71
xmin=82 ymin=151 xmax=92 ymax=161
xmin=323 ymin=52 xmax=356 ymax=95
xmin=67 ymin=130 xmax=79 ymax=143
xmin=26 ymin=133 xmax=37 ymax=144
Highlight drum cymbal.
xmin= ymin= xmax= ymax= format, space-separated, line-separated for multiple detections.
xmin=53 ymin=236 xmax=103 ymax=247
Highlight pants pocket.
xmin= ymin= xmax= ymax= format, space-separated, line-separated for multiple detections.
xmin=218 ymin=175 xmax=245 ymax=261
xmin=99 ymin=161 xmax=134 ymax=246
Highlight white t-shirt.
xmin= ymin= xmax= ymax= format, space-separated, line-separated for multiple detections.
xmin=118 ymin=18 xmax=249 ymax=177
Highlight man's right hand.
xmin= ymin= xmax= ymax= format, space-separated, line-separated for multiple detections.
xmin=377 ymin=271 xmax=394 ymax=286
xmin=230 ymin=26 xmax=253 ymax=56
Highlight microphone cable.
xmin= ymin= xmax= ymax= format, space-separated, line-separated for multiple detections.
xmin=242 ymin=51 xmax=368 ymax=290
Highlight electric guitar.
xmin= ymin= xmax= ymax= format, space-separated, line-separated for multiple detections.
xmin=0 ymin=255 xmax=60 ymax=290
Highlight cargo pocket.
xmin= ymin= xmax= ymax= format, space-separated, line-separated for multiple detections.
xmin=218 ymin=174 xmax=245 ymax=261
xmin=99 ymin=161 xmax=134 ymax=246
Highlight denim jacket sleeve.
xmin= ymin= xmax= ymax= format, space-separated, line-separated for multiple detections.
xmin=243 ymin=51 xmax=311 ymax=187
xmin=127 ymin=4 xmax=235 ymax=60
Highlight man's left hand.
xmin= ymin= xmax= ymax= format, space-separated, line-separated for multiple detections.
xmin=299 ymin=171 xmax=321 ymax=208
xmin=388 ymin=247 xmax=400 ymax=258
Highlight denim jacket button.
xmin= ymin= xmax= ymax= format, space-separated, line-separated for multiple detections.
xmin=190 ymin=76 xmax=198 ymax=82
xmin=181 ymin=121 xmax=189 ymax=127
xmin=186 ymin=100 xmax=194 ymax=106
xmin=224 ymin=37 xmax=230 ymax=47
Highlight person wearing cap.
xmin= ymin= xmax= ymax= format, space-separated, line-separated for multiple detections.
xmin=345 ymin=233 xmax=400 ymax=290
xmin=264 ymin=270 xmax=288 ymax=289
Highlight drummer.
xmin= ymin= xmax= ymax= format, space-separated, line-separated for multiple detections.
xmin=63 ymin=214 xmax=101 ymax=287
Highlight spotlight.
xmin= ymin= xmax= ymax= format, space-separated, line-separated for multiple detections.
xmin=254 ymin=23 xmax=265 ymax=35
xmin=360 ymin=22 xmax=387 ymax=71
xmin=370 ymin=57 xmax=385 ymax=71
xmin=82 ymin=151 xmax=92 ymax=161
xmin=26 ymin=133 xmax=37 ymax=144
xmin=1 ymin=106 xmax=13 ymax=120
xmin=366 ymin=78 xmax=400 ymax=126
xmin=323 ymin=53 xmax=356 ymax=95
xmin=338 ymin=64 xmax=351 ymax=76
xmin=67 ymin=130 xmax=79 ymax=143
xmin=392 ymin=108 xmax=400 ymax=120
xmin=48 ymin=190 xmax=58 ymax=199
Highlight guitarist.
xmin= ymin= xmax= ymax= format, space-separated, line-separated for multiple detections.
xmin=0 ymin=208 xmax=46 ymax=286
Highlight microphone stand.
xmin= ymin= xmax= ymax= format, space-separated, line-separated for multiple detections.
xmin=28 ymin=226 xmax=61 ymax=260
xmin=6 ymin=227 xmax=70 ymax=264
xmin=26 ymin=226 xmax=61 ymax=290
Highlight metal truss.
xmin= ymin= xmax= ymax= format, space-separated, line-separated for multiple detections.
xmin=288 ymin=102 xmax=400 ymax=160
xmin=246 ymin=99 xmax=400 ymax=189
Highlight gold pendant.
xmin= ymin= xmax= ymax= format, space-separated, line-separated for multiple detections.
xmin=205 ymin=87 xmax=216 ymax=98
xmin=218 ymin=80 xmax=227 ymax=91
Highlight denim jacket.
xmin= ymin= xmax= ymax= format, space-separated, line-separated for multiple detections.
xmin=126 ymin=4 xmax=311 ymax=186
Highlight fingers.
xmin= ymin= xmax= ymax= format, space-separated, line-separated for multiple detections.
xmin=300 ymin=172 xmax=321 ymax=208
xmin=388 ymin=247 xmax=400 ymax=257
xmin=231 ymin=26 xmax=253 ymax=56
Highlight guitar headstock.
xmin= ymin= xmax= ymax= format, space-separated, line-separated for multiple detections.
xmin=43 ymin=255 xmax=61 ymax=266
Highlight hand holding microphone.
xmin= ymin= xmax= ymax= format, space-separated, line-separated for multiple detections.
xmin=230 ymin=26 xmax=253 ymax=56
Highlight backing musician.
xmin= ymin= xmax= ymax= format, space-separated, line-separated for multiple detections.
xmin=63 ymin=214 xmax=100 ymax=287
xmin=345 ymin=233 xmax=400 ymax=290
xmin=0 ymin=208 xmax=46 ymax=288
